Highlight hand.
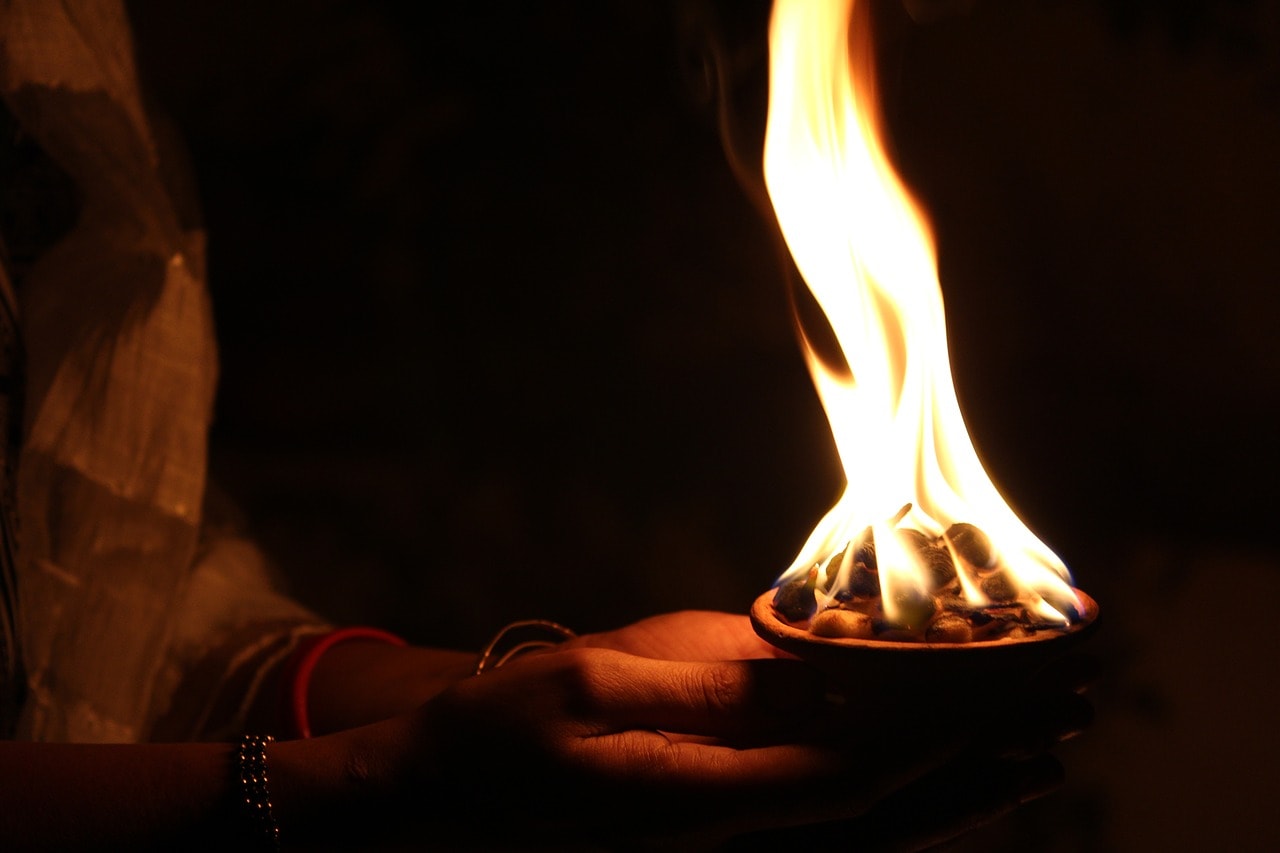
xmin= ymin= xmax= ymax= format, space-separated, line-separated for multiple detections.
xmin=366 ymin=645 xmax=993 ymax=849
xmin=551 ymin=614 xmax=1093 ymax=850
xmin=731 ymin=654 xmax=1097 ymax=851
xmin=298 ymin=623 xmax=1093 ymax=850
xmin=566 ymin=609 xmax=786 ymax=662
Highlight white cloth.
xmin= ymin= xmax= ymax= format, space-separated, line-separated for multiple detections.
xmin=1 ymin=0 xmax=328 ymax=743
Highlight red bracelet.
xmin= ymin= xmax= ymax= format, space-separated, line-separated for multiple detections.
xmin=285 ymin=627 xmax=406 ymax=739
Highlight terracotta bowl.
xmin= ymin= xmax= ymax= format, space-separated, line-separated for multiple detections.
xmin=750 ymin=588 xmax=1099 ymax=690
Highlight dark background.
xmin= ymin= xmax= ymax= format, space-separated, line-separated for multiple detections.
xmin=128 ymin=0 xmax=1280 ymax=849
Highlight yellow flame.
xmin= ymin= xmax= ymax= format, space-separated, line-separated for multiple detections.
xmin=765 ymin=0 xmax=1074 ymax=620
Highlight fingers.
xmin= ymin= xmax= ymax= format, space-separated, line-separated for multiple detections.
xmin=449 ymin=650 xmax=863 ymax=840
xmin=1029 ymin=653 xmax=1102 ymax=694
xmin=857 ymin=754 xmax=1064 ymax=853
xmin=573 ymin=611 xmax=786 ymax=661
xmin=580 ymin=740 xmax=860 ymax=850
xmin=560 ymin=653 xmax=979 ymax=830
xmin=592 ymin=731 xmax=848 ymax=792
xmin=495 ymin=648 xmax=970 ymax=795
xmin=496 ymin=647 xmax=1089 ymax=778
xmin=564 ymin=651 xmax=828 ymax=739
xmin=420 ymin=647 xmax=1087 ymax=849
xmin=726 ymin=753 xmax=1064 ymax=852
xmin=967 ymin=659 xmax=1097 ymax=760
xmin=578 ymin=720 xmax=1021 ymax=846
xmin=983 ymin=690 xmax=1094 ymax=760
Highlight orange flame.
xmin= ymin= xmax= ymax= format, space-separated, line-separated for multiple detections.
xmin=765 ymin=0 xmax=1076 ymax=623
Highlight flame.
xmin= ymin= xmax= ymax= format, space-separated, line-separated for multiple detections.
xmin=765 ymin=0 xmax=1076 ymax=623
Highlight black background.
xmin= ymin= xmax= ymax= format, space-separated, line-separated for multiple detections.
xmin=128 ymin=1 xmax=1280 ymax=848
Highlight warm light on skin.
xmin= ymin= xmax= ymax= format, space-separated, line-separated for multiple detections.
xmin=764 ymin=0 xmax=1076 ymax=620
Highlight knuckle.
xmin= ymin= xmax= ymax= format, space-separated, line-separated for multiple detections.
xmin=627 ymin=734 xmax=684 ymax=783
xmin=698 ymin=664 xmax=746 ymax=714
xmin=553 ymin=647 xmax=623 ymax=716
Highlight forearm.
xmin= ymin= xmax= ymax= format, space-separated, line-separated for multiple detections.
xmin=0 ymin=740 xmax=268 ymax=850
xmin=278 ymin=641 xmax=475 ymax=737
xmin=0 ymin=727 xmax=405 ymax=851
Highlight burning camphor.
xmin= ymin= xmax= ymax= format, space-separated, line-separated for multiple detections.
xmin=764 ymin=0 xmax=1083 ymax=641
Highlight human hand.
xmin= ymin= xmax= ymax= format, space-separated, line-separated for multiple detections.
xmin=346 ymin=645 xmax=1090 ymax=849
xmin=301 ymin=622 xmax=1092 ymax=850
xmin=550 ymin=613 xmax=1093 ymax=849
xmin=356 ymin=645 xmax=1011 ymax=849
xmin=566 ymin=609 xmax=785 ymax=662
xmin=730 ymin=654 xmax=1097 ymax=851
xmin=284 ymin=611 xmax=779 ymax=739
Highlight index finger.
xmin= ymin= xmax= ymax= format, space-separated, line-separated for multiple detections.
xmin=566 ymin=651 xmax=826 ymax=739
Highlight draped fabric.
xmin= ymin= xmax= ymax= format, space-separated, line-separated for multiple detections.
xmin=0 ymin=253 xmax=23 ymax=739
xmin=0 ymin=0 xmax=328 ymax=743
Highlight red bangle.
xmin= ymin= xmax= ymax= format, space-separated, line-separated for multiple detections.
xmin=285 ymin=627 xmax=406 ymax=739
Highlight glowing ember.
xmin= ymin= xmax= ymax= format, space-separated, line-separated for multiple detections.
xmin=763 ymin=0 xmax=1081 ymax=639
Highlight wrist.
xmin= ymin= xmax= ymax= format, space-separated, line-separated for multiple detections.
xmin=474 ymin=619 xmax=577 ymax=674
xmin=264 ymin=723 xmax=407 ymax=847
xmin=281 ymin=627 xmax=407 ymax=738
xmin=285 ymin=635 xmax=473 ymax=737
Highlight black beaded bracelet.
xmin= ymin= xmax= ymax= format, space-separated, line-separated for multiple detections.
xmin=236 ymin=734 xmax=281 ymax=851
